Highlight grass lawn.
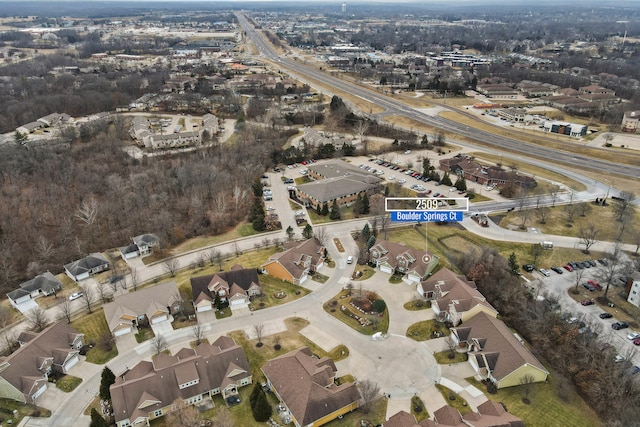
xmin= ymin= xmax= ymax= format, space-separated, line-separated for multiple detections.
xmin=351 ymin=264 xmax=377 ymax=281
xmin=411 ymin=395 xmax=429 ymax=422
xmin=248 ymin=275 xmax=310 ymax=311
xmin=71 ymin=309 xmax=118 ymax=364
xmin=215 ymin=309 xmax=232 ymax=319
xmin=435 ymin=384 xmax=471 ymax=415
xmin=388 ymin=274 xmax=404 ymax=284
xmin=498 ymin=202 xmax=639 ymax=246
xmin=0 ymin=398 xmax=51 ymax=423
xmin=135 ymin=327 xmax=155 ymax=343
xmin=53 ymin=374 xmax=83 ymax=392
xmin=228 ymin=318 xmax=349 ymax=377
xmin=323 ymin=290 xmax=389 ymax=335
xmin=434 ymin=351 xmax=468 ymax=364
xmin=307 ymin=204 xmax=357 ymax=224
xmin=406 ymin=319 xmax=450 ymax=341
xmin=311 ymin=272 xmax=329 ymax=283
xmin=466 ymin=377 xmax=600 ymax=427
xmin=403 ymin=299 xmax=431 ymax=310
xmin=171 ymin=316 xmax=198 ymax=330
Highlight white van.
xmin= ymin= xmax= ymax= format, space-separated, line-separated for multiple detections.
xmin=346 ymin=256 xmax=353 ymax=264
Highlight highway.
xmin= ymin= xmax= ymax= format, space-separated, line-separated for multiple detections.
xmin=236 ymin=13 xmax=640 ymax=180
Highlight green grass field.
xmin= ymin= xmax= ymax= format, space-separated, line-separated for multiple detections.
xmin=71 ymin=309 xmax=118 ymax=364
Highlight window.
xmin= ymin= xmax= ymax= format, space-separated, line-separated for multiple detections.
xmin=154 ymin=409 xmax=162 ymax=417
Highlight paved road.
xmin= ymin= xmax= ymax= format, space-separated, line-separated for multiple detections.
xmin=236 ymin=13 xmax=640 ymax=180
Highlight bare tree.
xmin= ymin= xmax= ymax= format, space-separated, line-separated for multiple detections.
xmin=354 ymin=120 xmax=370 ymax=153
xmin=613 ymin=191 xmax=636 ymax=222
xmin=60 ymin=299 xmax=73 ymax=324
xmin=164 ymin=258 xmax=180 ymax=277
xmin=519 ymin=374 xmax=535 ymax=404
xmin=358 ymin=379 xmax=381 ymax=413
xmin=191 ymin=324 xmax=204 ymax=346
xmin=79 ymin=284 xmax=96 ymax=313
xmin=34 ymin=235 xmax=54 ymax=262
xmin=518 ymin=208 xmax=531 ymax=230
xmin=206 ymin=248 xmax=220 ymax=266
xmin=96 ymin=283 xmax=111 ymax=304
xmin=446 ymin=336 xmax=457 ymax=359
xmin=129 ymin=267 xmax=138 ymax=291
xmin=211 ymin=406 xmax=233 ymax=427
xmin=578 ymin=224 xmax=599 ymax=254
xmin=314 ymin=227 xmax=329 ymax=247
xmin=165 ymin=398 xmax=200 ymax=427
xmin=254 ymin=323 xmax=265 ymax=347
xmin=0 ymin=305 xmax=16 ymax=353
xmin=151 ymin=334 xmax=167 ymax=354
xmin=596 ymin=244 xmax=625 ymax=299
xmin=564 ymin=203 xmax=577 ymax=224
xmin=74 ymin=196 xmax=99 ymax=225
xmin=536 ymin=206 xmax=550 ymax=224
xmin=548 ymin=185 xmax=560 ymax=207
xmin=26 ymin=307 xmax=50 ymax=332
xmin=573 ymin=267 xmax=586 ymax=293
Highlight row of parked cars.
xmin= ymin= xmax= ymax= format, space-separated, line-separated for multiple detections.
xmin=369 ymin=158 xmax=433 ymax=182
xmin=524 ymin=258 xmax=609 ymax=277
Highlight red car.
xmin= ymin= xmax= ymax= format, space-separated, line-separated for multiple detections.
xmin=588 ymin=280 xmax=602 ymax=291
xmin=581 ymin=299 xmax=595 ymax=306
xmin=634 ymin=337 xmax=640 ymax=346
xmin=563 ymin=264 xmax=573 ymax=272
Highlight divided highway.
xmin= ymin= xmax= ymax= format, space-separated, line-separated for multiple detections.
xmin=237 ymin=13 xmax=640 ymax=179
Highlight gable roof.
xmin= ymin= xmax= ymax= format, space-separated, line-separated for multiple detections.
xmin=0 ymin=322 xmax=83 ymax=401
xmin=103 ymin=282 xmax=181 ymax=333
xmin=462 ymin=400 xmax=524 ymax=427
xmin=64 ymin=253 xmax=109 ymax=277
xmin=384 ymin=410 xmax=437 ymax=427
xmin=296 ymin=175 xmax=379 ymax=204
xmin=370 ymin=239 xmax=436 ymax=277
xmin=110 ymin=336 xmax=250 ymax=424
xmin=190 ymin=266 xmax=261 ymax=304
xmin=262 ymin=239 xmax=324 ymax=281
xmin=434 ymin=405 xmax=466 ymax=427
xmin=133 ymin=233 xmax=159 ymax=247
xmin=18 ymin=271 xmax=62 ymax=295
xmin=420 ymin=268 xmax=497 ymax=316
xmin=452 ymin=312 xmax=548 ymax=382
xmin=261 ymin=347 xmax=360 ymax=427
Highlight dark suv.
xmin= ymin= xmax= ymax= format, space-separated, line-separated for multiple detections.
xmin=612 ymin=322 xmax=629 ymax=330
xmin=522 ymin=264 xmax=536 ymax=272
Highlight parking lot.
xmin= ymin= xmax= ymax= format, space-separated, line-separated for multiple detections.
xmin=532 ymin=262 xmax=639 ymax=367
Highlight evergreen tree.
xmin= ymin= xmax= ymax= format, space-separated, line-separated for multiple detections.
xmin=362 ymin=223 xmax=371 ymax=244
xmin=252 ymin=215 xmax=266 ymax=231
xmin=454 ymin=175 xmax=467 ymax=191
xmin=508 ymin=252 xmax=520 ymax=275
xmin=321 ymin=202 xmax=329 ymax=216
xmin=441 ymin=172 xmax=453 ymax=186
xmin=286 ymin=225 xmax=294 ymax=241
xmin=420 ymin=134 xmax=429 ymax=146
xmin=354 ymin=194 xmax=363 ymax=214
xmin=429 ymin=170 xmax=441 ymax=182
xmin=330 ymin=95 xmax=345 ymax=111
xmin=329 ymin=200 xmax=341 ymax=220
xmin=90 ymin=408 xmax=109 ymax=427
xmin=251 ymin=389 xmax=272 ymax=422
xmin=99 ymin=367 xmax=115 ymax=401
xmin=423 ymin=158 xmax=431 ymax=176
xmin=361 ymin=193 xmax=370 ymax=214
xmin=367 ymin=235 xmax=377 ymax=250
xmin=250 ymin=382 xmax=261 ymax=407
xmin=302 ymin=224 xmax=313 ymax=239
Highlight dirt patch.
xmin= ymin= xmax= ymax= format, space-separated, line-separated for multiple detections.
xmin=334 ymin=238 xmax=345 ymax=252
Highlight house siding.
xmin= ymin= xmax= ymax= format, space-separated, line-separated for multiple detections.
xmin=263 ymin=261 xmax=294 ymax=283
xmin=310 ymin=401 xmax=359 ymax=427
xmin=497 ymin=364 xmax=548 ymax=389
xmin=0 ymin=377 xmax=26 ymax=403
xmin=459 ymin=305 xmax=498 ymax=323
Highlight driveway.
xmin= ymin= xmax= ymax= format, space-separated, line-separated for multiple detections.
xmin=150 ymin=317 xmax=175 ymax=336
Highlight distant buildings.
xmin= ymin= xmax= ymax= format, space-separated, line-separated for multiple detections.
xmin=621 ymin=110 xmax=640 ymax=133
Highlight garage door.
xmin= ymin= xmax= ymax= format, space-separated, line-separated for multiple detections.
xmin=197 ymin=304 xmax=212 ymax=312
xmin=380 ymin=266 xmax=393 ymax=274
xmin=115 ymin=326 xmax=132 ymax=336
xmin=230 ymin=298 xmax=247 ymax=307
xmin=151 ymin=314 xmax=169 ymax=325
xmin=64 ymin=354 xmax=80 ymax=372
xmin=32 ymin=383 xmax=47 ymax=400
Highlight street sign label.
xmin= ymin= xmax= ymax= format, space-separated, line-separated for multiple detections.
xmin=390 ymin=211 xmax=463 ymax=222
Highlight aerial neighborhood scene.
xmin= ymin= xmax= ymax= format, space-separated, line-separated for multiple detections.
xmin=2 ymin=0 xmax=640 ymax=426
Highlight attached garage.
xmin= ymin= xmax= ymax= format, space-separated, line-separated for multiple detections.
xmin=64 ymin=354 xmax=80 ymax=372
xmin=32 ymin=383 xmax=47 ymax=401
xmin=230 ymin=297 xmax=248 ymax=308
xmin=379 ymin=265 xmax=393 ymax=274
xmin=150 ymin=313 xmax=169 ymax=325
xmin=196 ymin=303 xmax=213 ymax=312
xmin=114 ymin=326 xmax=132 ymax=337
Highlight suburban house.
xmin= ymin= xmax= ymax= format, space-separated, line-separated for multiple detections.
xmin=439 ymin=156 xmax=537 ymax=188
xmin=6 ymin=271 xmax=62 ymax=311
xmin=295 ymin=160 xmax=380 ymax=209
xmin=261 ymin=238 xmax=325 ymax=285
xmin=0 ymin=322 xmax=84 ymax=404
xmin=385 ymin=403 xmax=523 ymax=427
xmin=102 ymin=281 xmax=182 ymax=337
xmin=119 ymin=233 xmax=160 ymax=260
xmin=369 ymin=240 xmax=439 ymax=283
xmin=64 ymin=252 xmax=110 ymax=282
xmin=261 ymin=347 xmax=360 ymax=427
xmin=190 ymin=264 xmax=262 ymax=312
xmin=451 ymin=312 xmax=549 ymax=389
xmin=417 ymin=268 xmax=498 ymax=325
xmin=110 ymin=336 xmax=252 ymax=427
xmin=626 ymin=271 xmax=640 ymax=308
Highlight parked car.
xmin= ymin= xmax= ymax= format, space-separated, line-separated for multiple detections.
xmin=69 ymin=292 xmax=84 ymax=301
xmin=582 ymin=283 xmax=596 ymax=292
xmin=522 ymin=264 xmax=536 ymax=272
xmin=599 ymin=312 xmax=613 ymax=319
xmin=612 ymin=322 xmax=630 ymax=330
xmin=614 ymin=355 xmax=626 ymax=363
xmin=628 ymin=366 xmax=640 ymax=375
xmin=587 ymin=260 xmax=597 ymax=267
xmin=581 ymin=299 xmax=595 ymax=306
xmin=563 ymin=264 xmax=573 ymax=272
xmin=398 ymin=179 xmax=406 ymax=184
xmin=587 ymin=280 xmax=602 ymax=291
xmin=551 ymin=266 xmax=563 ymax=274
xmin=634 ymin=338 xmax=640 ymax=346
xmin=627 ymin=332 xmax=640 ymax=341
xmin=539 ymin=269 xmax=551 ymax=277
xmin=597 ymin=259 xmax=609 ymax=266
